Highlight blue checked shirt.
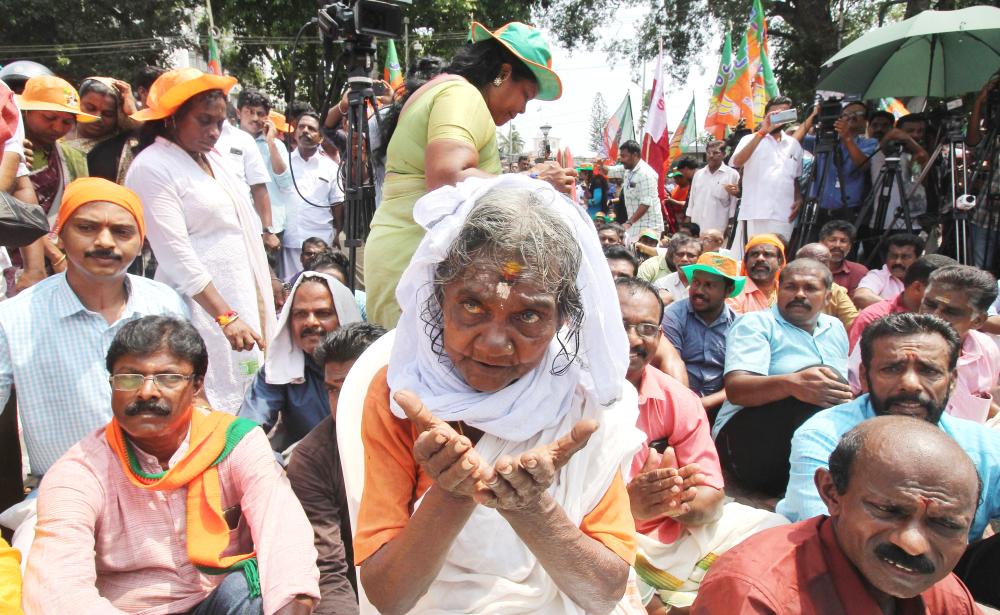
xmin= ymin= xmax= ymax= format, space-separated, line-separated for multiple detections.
xmin=0 ymin=273 xmax=188 ymax=475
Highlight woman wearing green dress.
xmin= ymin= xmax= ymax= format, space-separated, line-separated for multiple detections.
xmin=364 ymin=21 xmax=575 ymax=327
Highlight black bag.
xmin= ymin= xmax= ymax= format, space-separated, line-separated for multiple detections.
xmin=0 ymin=191 xmax=49 ymax=248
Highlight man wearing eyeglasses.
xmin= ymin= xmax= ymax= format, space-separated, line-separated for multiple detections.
xmin=24 ymin=315 xmax=319 ymax=615
xmin=800 ymin=100 xmax=880 ymax=215
xmin=615 ymin=277 xmax=787 ymax=611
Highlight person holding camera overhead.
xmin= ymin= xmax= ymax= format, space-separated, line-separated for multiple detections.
xmin=729 ymin=96 xmax=804 ymax=254
xmin=363 ymin=22 xmax=577 ymax=328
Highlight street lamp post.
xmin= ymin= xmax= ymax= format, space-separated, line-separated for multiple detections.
xmin=540 ymin=123 xmax=552 ymax=161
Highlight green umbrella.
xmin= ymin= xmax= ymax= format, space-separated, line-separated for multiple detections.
xmin=817 ymin=6 xmax=1000 ymax=100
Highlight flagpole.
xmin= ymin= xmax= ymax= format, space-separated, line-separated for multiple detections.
xmin=205 ymin=0 xmax=216 ymax=32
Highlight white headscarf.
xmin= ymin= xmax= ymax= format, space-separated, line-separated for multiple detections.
xmin=387 ymin=174 xmax=629 ymax=441
xmin=265 ymin=271 xmax=363 ymax=385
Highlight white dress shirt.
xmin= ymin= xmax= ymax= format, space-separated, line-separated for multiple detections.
xmin=733 ymin=132 xmax=803 ymax=222
xmin=688 ymin=164 xmax=740 ymax=232
xmin=284 ymin=149 xmax=344 ymax=249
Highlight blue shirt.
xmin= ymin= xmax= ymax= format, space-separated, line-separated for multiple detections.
xmin=239 ymin=355 xmax=329 ymax=447
xmin=662 ymin=298 xmax=736 ymax=397
xmin=254 ymin=132 xmax=293 ymax=233
xmin=776 ymin=394 xmax=1000 ymax=541
xmin=713 ymin=306 xmax=848 ymax=438
xmin=804 ymin=134 xmax=879 ymax=210
xmin=0 ymin=273 xmax=188 ymax=475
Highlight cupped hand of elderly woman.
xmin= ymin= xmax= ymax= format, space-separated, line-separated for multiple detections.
xmin=530 ymin=161 xmax=578 ymax=195
xmin=474 ymin=418 xmax=598 ymax=511
xmin=397 ymin=390 xmax=495 ymax=498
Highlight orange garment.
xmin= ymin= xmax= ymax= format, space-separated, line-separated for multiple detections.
xmin=354 ymin=367 xmax=637 ymax=566
xmin=106 ymin=407 xmax=260 ymax=593
xmin=740 ymin=233 xmax=785 ymax=283
xmin=55 ymin=176 xmax=146 ymax=240
xmin=726 ymin=278 xmax=776 ymax=314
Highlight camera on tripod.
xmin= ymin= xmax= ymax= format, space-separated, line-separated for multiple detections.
xmin=318 ymin=0 xmax=409 ymax=42
xmin=815 ymin=96 xmax=843 ymax=144
xmin=883 ymin=139 xmax=906 ymax=159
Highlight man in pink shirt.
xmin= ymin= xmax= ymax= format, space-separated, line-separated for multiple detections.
xmin=853 ymin=233 xmax=922 ymax=309
xmin=24 ymin=316 xmax=319 ymax=615
xmin=616 ymin=278 xmax=786 ymax=611
xmin=920 ymin=266 xmax=1000 ymax=423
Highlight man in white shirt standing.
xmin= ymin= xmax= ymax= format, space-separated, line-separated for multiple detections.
xmin=730 ymin=97 xmax=803 ymax=254
xmin=688 ymin=140 xmax=740 ymax=240
xmin=216 ymin=115 xmax=281 ymax=253
xmin=605 ymin=139 xmax=663 ymax=244
xmin=283 ymin=112 xmax=343 ymax=280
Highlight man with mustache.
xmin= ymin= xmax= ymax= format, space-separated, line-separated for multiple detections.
xmin=281 ymin=111 xmax=343 ymax=280
xmin=696 ymin=415 xmax=983 ymax=614
xmin=777 ymin=313 xmax=1000 ymax=607
xmin=714 ymin=258 xmax=851 ymax=498
xmin=661 ymin=252 xmax=744 ymax=416
xmin=853 ymin=233 xmax=923 ymax=310
xmin=794 ymin=243 xmax=858 ymax=330
xmin=240 ymin=273 xmax=361 ymax=449
xmin=24 ymin=316 xmax=319 ymax=614
xmin=616 ymin=277 xmax=786 ymax=611
xmin=819 ymin=220 xmax=868 ymax=296
xmin=727 ymin=234 xmax=785 ymax=314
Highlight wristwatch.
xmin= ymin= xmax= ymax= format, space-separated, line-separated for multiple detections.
xmin=263 ymin=227 xmax=277 ymax=234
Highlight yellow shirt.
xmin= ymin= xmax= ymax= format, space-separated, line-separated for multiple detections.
xmin=364 ymin=79 xmax=502 ymax=328
xmin=824 ymin=282 xmax=859 ymax=330
xmin=0 ymin=539 xmax=22 ymax=614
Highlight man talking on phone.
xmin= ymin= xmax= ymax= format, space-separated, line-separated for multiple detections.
xmin=730 ymin=97 xmax=804 ymax=254
xmin=615 ymin=277 xmax=787 ymax=612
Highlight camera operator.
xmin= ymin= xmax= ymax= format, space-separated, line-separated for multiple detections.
xmin=730 ymin=97 xmax=804 ymax=253
xmin=798 ymin=101 xmax=879 ymax=219
xmin=967 ymin=72 xmax=998 ymax=148
xmin=967 ymin=73 xmax=999 ymax=272
xmin=867 ymin=113 xmax=930 ymax=232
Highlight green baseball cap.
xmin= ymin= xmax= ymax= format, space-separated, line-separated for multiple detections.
xmin=667 ymin=171 xmax=682 ymax=178
xmin=469 ymin=21 xmax=562 ymax=101
xmin=681 ymin=252 xmax=746 ymax=298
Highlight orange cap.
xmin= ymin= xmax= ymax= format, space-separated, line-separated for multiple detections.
xmin=130 ymin=67 xmax=237 ymax=121
xmin=15 ymin=76 xmax=99 ymax=123
xmin=741 ymin=234 xmax=786 ymax=280
xmin=268 ymin=110 xmax=292 ymax=133
xmin=55 ymin=177 xmax=145 ymax=241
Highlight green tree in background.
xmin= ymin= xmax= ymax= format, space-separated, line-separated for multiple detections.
xmin=1 ymin=1 xmax=199 ymax=86
xmin=589 ymin=93 xmax=609 ymax=156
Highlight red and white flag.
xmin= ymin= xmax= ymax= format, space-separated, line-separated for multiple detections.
xmin=641 ymin=42 xmax=670 ymax=202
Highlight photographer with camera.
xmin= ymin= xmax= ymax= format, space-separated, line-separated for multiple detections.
xmin=867 ymin=113 xmax=930 ymax=232
xmin=968 ymin=72 xmax=999 ymax=272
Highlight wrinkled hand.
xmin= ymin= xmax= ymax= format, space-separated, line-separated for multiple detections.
xmin=476 ymin=419 xmax=598 ymax=511
xmin=397 ymin=390 xmax=493 ymax=499
xmin=531 ymin=161 xmax=578 ymax=195
xmin=628 ymin=447 xmax=702 ymax=521
xmin=222 ymin=319 xmax=265 ymax=352
xmin=792 ymin=366 xmax=853 ymax=408
xmin=22 ymin=138 xmax=34 ymax=169
xmin=262 ymin=232 xmax=281 ymax=251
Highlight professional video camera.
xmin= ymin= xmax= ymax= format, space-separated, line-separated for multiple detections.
xmin=317 ymin=0 xmax=408 ymax=42
xmin=814 ymin=95 xmax=843 ymax=144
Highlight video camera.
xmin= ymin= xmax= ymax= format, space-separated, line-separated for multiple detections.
xmin=815 ymin=95 xmax=843 ymax=143
xmin=317 ymin=0 xmax=409 ymax=43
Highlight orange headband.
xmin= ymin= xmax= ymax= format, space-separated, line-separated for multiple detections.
xmin=55 ymin=177 xmax=145 ymax=241
xmin=741 ymin=234 xmax=786 ymax=278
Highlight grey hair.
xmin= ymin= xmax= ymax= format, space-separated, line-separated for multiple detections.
xmin=422 ymin=186 xmax=584 ymax=372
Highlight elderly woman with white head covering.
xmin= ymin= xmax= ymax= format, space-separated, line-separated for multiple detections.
xmin=352 ymin=174 xmax=646 ymax=614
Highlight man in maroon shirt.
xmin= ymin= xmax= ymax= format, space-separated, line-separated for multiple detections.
xmin=819 ymin=220 xmax=868 ymax=295
xmin=693 ymin=416 xmax=983 ymax=615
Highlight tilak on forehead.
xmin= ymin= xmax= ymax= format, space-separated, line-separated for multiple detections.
xmin=496 ymin=260 xmax=524 ymax=300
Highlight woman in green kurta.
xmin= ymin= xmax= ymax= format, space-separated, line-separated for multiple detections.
xmin=364 ymin=21 xmax=575 ymax=327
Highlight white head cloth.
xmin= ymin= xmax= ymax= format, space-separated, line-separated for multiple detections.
xmin=387 ymin=174 xmax=629 ymax=441
xmin=265 ymin=271 xmax=363 ymax=385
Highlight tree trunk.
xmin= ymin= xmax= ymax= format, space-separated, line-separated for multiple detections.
xmin=906 ymin=0 xmax=932 ymax=18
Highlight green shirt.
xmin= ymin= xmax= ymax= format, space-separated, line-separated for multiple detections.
xmin=364 ymin=79 xmax=501 ymax=328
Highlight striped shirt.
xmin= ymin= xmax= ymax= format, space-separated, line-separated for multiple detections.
xmin=0 ymin=272 xmax=188 ymax=475
xmin=608 ymin=160 xmax=663 ymax=243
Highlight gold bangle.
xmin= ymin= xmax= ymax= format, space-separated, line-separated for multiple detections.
xmin=53 ymin=254 xmax=67 ymax=266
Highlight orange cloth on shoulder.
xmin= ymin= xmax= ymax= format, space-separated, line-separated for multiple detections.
xmin=54 ymin=177 xmax=145 ymax=241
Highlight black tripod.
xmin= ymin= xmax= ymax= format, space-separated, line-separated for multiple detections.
xmin=337 ymin=38 xmax=380 ymax=291
xmin=969 ymin=117 xmax=1000 ymax=274
xmin=791 ymin=136 xmax=847 ymax=253
xmin=854 ymin=147 xmax=916 ymax=267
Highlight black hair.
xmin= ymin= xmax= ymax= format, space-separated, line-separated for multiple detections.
xmin=133 ymin=66 xmax=165 ymax=93
xmin=237 ymin=88 xmax=271 ymax=112
xmin=818 ymin=219 xmax=857 ymax=242
xmin=828 ymin=425 xmax=865 ymax=494
xmin=867 ymin=109 xmax=894 ymax=125
xmin=604 ymin=243 xmax=639 ymax=277
xmin=301 ymin=237 xmax=329 ymax=251
xmin=106 ymin=315 xmax=209 ymax=379
xmin=902 ymin=254 xmax=957 ymax=287
xmin=517 ymin=154 xmax=529 ymax=162
xmin=619 ymin=140 xmax=641 ymax=156
xmin=313 ymin=322 xmax=387 ymax=365
xmin=860 ymin=313 xmax=962 ymax=373
xmin=446 ymin=39 xmax=537 ymax=91
xmin=615 ymin=276 xmax=665 ymax=323
xmin=674 ymin=157 xmax=699 ymax=170
xmin=928 ymin=265 xmax=999 ymax=313
xmin=308 ymin=249 xmax=350 ymax=281
xmin=598 ymin=223 xmax=625 ymax=239
xmin=887 ymin=233 xmax=923 ymax=254
xmin=286 ymin=100 xmax=315 ymax=125
xmin=296 ymin=111 xmax=322 ymax=129
xmin=678 ymin=221 xmax=701 ymax=237
xmin=764 ymin=96 xmax=793 ymax=114
xmin=896 ymin=113 xmax=927 ymax=129
xmin=137 ymin=89 xmax=227 ymax=152
xmin=780 ymin=258 xmax=833 ymax=289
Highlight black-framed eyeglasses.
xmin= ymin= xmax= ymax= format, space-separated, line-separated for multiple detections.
xmin=623 ymin=321 xmax=660 ymax=340
xmin=109 ymin=373 xmax=194 ymax=391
